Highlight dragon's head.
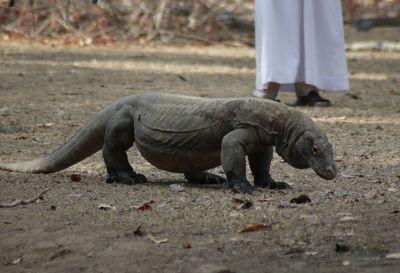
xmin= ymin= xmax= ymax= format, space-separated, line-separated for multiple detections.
xmin=284 ymin=130 xmax=337 ymax=180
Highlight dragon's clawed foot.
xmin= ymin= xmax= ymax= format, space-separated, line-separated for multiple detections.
xmin=106 ymin=168 xmax=147 ymax=185
xmin=228 ymin=177 xmax=254 ymax=194
xmin=254 ymin=175 xmax=291 ymax=190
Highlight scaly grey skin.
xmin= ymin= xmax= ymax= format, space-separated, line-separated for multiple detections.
xmin=0 ymin=92 xmax=337 ymax=193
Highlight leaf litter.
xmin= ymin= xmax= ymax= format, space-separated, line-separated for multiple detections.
xmin=131 ymin=200 xmax=156 ymax=212
xmin=238 ymin=224 xmax=272 ymax=233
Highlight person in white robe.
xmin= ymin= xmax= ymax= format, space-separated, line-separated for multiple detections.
xmin=253 ymin=0 xmax=349 ymax=106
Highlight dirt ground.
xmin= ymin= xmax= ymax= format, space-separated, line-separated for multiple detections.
xmin=1 ymin=29 xmax=400 ymax=273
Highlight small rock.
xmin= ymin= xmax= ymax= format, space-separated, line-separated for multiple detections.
xmin=387 ymin=187 xmax=398 ymax=192
xmin=305 ymin=251 xmax=319 ymax=256
xmin=342 ymin=261 xmax=350 ymax=266
xmin=170 ymin=184 xmax=185 ymax=193
xmin=281 ymin=238 xmax=296 ymax=246
xmin=0 ymin=106 xmax=10 ymax=116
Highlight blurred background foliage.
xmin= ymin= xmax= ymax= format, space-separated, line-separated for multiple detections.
xmin=0 ymin=0 xmax=399 ymax=45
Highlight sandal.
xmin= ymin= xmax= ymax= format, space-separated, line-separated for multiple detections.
xmin=294 ymin=91 xmax=332 ymax=107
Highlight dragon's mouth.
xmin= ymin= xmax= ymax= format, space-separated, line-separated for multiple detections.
xmin=315 ymin=165 xmax=337 ymax=180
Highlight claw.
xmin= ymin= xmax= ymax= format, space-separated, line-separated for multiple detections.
xmin=268 ymin=181 xmax=291 ymax=190
xmin=106 ymin=167 xmax=147 ymax=185
xmin=254 ymin=175 xmax=291 ymax=190
xmin=135 ymin=173 xmax=147 ymax=183
xmin=228 ymin=178 xmax=254 ymax=194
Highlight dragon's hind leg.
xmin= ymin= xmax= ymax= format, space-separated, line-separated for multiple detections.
xmin=103 ymin=105 xmax=146 ymax=185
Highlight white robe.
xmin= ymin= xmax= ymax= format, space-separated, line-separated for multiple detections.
xmin=255 ymin=0 xmax=349 ymax=92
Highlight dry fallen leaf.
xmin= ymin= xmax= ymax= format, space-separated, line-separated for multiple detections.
xmin=290 ymin=195 xmax=311 ymax=204
xmin=70 ymin=174 xmax=81 ymax=182
xmin=37 ymin=123 xmax=54 ymax=128
xmin=232 ymin=197 xmax=246 ymax=204
xmin=339 ymin=216 xmax=357 ymax=222
xmin=148 ymin=234 xmax=168 ymax=244
xmin=131 ymin=200 xmax=155 ymax=212
xmin=98 ymin=204 xmax=116 ymax=211
xmin=238 ymin=223 xmax=271 ymax=233
xmin=12 ymin=257 xmax=22 ymax=265
xmin=183 ymin=243 xmax=192 ymax=249
xmin=127 ymin=190 xmax=137 ymax=196
xmin=133 ymin=225 xmax=145 ymax=237
xmin=240 ymin=201 xmax=254 ymax=209
xmin=232 ymin=198 xmax=254 ymax=209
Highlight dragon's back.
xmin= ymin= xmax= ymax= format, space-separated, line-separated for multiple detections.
xmin=133 ymin=92 xmax=241 ymax=173
xmin=136 ymin=92 xmax=229 ymax=132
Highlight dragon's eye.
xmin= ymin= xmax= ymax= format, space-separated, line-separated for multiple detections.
xmin=312 ymin=145 xmax=319 ymax=155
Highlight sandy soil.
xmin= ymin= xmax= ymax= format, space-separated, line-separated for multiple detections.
xmin=0 ymin=34 xmax=400 ymax=273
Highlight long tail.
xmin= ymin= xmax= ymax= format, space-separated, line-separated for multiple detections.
xmin=0 ymin=106 xmax=115 ymax=174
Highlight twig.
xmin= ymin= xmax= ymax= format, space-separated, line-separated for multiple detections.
xmin=54 ymin=13 xmax=91 ymax=41
xmin=32 ymin=17 xmax=50 ymax=37
xmin=0 ymin=26 xmax=31 ymax=39
xmin=171 ymin=31 xmax=214 ymax=45
xmin=0 ymin=188 xmax=50 ymax=208
xmin=154 ymin=0 xmax=168 ymax=31
xmin=29 ymin=0 xmax=36 ymax=34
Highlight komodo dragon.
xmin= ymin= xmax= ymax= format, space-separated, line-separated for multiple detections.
xmin=0 ymin=92 xmax=336 ymax=193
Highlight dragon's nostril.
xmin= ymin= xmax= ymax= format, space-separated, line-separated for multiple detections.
xmin=324 ymin=168 xmax=336 ymax=180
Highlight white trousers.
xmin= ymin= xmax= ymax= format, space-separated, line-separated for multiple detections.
xmin=255 ymin=0 xmax=349 ymax=92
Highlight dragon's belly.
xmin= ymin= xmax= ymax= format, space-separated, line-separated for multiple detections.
xmin=134 ymin=124 xmax=223 ymax=173
xmin=136 ymin=143 xmax=221 ymax=173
